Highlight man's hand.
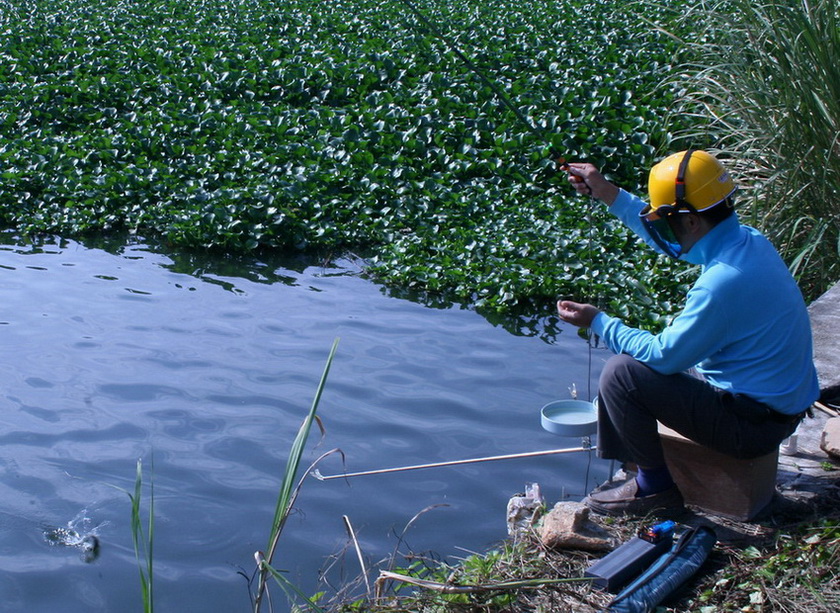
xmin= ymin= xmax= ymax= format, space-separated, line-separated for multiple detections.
xmin=565 ymin=163 xmax=620 ymax=206
xmin=557 ymin=300 xmax=601 ymax=328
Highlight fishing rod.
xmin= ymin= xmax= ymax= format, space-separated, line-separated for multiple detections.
xmin=312 ymin=445 xmax=589 ymax=481
xmin=394 ymin=0 xmax=577 ymax=176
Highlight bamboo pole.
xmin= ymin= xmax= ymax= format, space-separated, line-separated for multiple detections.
xmin=814 ymin=401 xmax=839 ymax=417
xmin=313 ymin=446 xmax=589 ymax=481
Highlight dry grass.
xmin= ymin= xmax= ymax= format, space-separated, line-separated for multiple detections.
xmin=317 ymin=484 xmax=840 ymax=613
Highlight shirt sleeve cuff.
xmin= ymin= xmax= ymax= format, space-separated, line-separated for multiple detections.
xmin=610 ymin=188 xmax=639 ymax=215
xmin=591 ymin=311 xmax=612 ymax=337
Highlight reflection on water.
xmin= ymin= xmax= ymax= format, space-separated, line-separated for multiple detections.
xmin=0 ymin=230 xmax=610 ymax=611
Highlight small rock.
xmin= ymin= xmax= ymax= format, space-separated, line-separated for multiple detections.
xmin=820 ymin=417 xmax=840 ymax=460
xmin=538 ymin=501 xmax=613 ymax=551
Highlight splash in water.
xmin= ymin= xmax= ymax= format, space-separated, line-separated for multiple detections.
xmin=44 ymin=509 xmax=106 ymax=563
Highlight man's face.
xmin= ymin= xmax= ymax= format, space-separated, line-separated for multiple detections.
xmin=666 ymin=212 xmax=702 ymax=255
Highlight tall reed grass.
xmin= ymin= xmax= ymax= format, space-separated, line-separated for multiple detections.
xmin=109 ymin=458 xmax=154 ymax=613
xmin=664 ymin=0 xmax=839 ymax=299
xmin=252 ymin=338 xmax=340 ymax=613
xmin=131 ymin=459 xmax=155 ymax=613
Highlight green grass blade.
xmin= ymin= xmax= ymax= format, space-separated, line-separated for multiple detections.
xmin=261 ymin=562 xmax=327 ymax=613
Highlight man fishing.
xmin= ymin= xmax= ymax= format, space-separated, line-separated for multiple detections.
xmin=557 ymin=150 xmax=820 ymax=515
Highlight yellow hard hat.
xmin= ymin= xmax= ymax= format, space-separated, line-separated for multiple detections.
xmin=645 ymin=150 xmax=736 ymax=218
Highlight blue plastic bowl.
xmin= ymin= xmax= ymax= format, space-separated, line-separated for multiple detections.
xmin=540 ymin=399 xmax=597 ymax=436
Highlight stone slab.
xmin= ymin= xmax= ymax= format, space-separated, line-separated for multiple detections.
xmin=808 ymin=281 xmax=840 ymax=401
xmin=820 ymin=417 xmax=840 ymax=460
xmin=658 ymin=424 xmax=778 ymax=520
xmin=778 ymin=407 xmax=840 ymax=488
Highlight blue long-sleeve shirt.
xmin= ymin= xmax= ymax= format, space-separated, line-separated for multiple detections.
xmin=590 ymin=189 xmax=820 ymax=414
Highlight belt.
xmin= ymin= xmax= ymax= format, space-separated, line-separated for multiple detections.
xmin=766 ymin=408 xmax=808 ymax=424
xmin=726 ymin=393 xmax=809 ymax=425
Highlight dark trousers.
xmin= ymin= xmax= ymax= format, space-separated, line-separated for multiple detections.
xmin=597 ymin=354 xmax=801 ymax=467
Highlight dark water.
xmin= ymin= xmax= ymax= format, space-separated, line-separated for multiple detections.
xmin=0 ymin=232 xmax=610 ymax=611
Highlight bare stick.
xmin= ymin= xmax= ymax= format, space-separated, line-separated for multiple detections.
xmin=815 ymin=401 xmax=839 ymax=417
xmin=313 ymin=446 xmax=588 ymax=481
xmin=375 ymin=570 xmax=593 ymax=596
xmin=342 ymin=515 xmax=371 ymax=596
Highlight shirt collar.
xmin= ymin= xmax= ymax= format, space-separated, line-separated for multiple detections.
xmin=679 ymin=214 xmax=741 ymax=266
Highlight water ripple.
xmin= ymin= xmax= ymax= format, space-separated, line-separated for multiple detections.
xmin=0 ymin=234 xmax=608 ymax=611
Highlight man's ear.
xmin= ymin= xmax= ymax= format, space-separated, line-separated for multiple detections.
xmin=682 ymin=212 xmax=706 ymax=236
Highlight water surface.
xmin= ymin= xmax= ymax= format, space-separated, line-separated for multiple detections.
xmin=0 ymin=232 xmax=610 ymax=611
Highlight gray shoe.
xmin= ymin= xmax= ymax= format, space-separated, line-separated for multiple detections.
xmin=584 ymin=478 xmax=684 ymax=517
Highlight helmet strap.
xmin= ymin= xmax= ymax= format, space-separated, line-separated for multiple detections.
xmin=674 ymin=149 xmax=695 ymax=209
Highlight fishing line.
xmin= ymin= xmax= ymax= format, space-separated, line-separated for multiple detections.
xmin=586 ymin=201 xmax=595 ymax=402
